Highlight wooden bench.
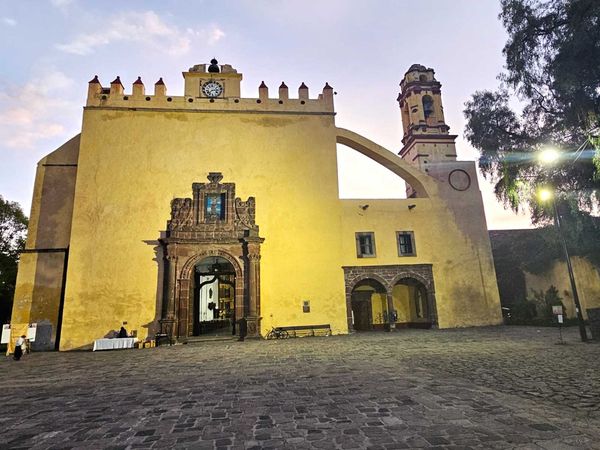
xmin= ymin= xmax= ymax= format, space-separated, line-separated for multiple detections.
xmin=276 ymin=324 xmax=331 ymax=338
xmin=155 ymin=333 xmax=173 ymax=346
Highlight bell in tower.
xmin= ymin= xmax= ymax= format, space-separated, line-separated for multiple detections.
xmin=208 ymin=58 xmax=220 ymax=73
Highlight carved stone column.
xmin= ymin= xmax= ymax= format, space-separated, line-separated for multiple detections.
xmin=428 ymin=291 xmax=438 ymax=328
xmin=244 ymin=238 xmax=263 ymax=337
xmin=386 ymin=292 xmax=396 ymax=331
xmin=178 ymin=278 xmax=190 ymax=338
xmin=159 ymin=250 xmax=178 ymax=340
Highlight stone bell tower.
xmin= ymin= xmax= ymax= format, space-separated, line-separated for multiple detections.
xmin=398 ymin=64 xmax=458 ymax=197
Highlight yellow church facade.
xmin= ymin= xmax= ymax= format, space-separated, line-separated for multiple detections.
xmin=10 ymin=60 xmax=502 ymax=351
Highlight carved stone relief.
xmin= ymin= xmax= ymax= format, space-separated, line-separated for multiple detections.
xmin=159 ymin=173 xmax=264 ymax=340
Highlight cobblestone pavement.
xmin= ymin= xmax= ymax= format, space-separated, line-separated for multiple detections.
xmin=1 ymin=326 xmax=599 ymax=449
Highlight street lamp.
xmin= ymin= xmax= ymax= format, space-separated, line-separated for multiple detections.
xmin=538 ymin=147 xmax=560 ymax=165
xmin=537 ymin=187 xmax=588 ymax=342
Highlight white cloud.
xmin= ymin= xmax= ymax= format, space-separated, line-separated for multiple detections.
xmin=50 ymin=0 xmax=74 ymax=8
xmin=208 ymin=26 xmax=226 ymax=45
xmin=0 ymin=69 xmax=77 ymax=150
xmin=2 ymin=17 xmax=17 ymax=26
xmin=56 ymin=11 xmax=224 ymax=56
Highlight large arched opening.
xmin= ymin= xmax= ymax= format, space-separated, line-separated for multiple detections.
xmin=392 ymin=277 xmax=433 ymax=328
xmin=350 ymin=278 xmax=388 ymax=331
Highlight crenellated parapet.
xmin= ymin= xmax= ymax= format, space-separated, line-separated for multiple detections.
xmin=85 ymin=60 xmax=335 ymax=114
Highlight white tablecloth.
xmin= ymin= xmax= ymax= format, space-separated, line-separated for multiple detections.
xmin=93 ymin=338 xmax=138 ymax=351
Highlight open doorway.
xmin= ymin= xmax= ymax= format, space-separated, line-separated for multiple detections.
xmin=392 ymin=278 xmax=432 ymax=328
xmin=193 ymin=256 xmax=236 ymax=336
xmin=350 ymin=278 xmax=388 ymax=331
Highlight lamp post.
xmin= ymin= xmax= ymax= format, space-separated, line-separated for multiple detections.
xmin=537 ymin=148 xmax=589 ymax=342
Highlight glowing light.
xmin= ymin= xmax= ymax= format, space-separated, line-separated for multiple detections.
xmin=538 ymin=188 xmax=554 ymax=202
xmin=538 ymin=147 xmax=560 ymax=164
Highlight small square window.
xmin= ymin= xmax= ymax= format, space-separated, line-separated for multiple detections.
xmin=355 ymin=232 xmax=376 ymax=258
xmin=397 ymin=231 xmax=416 ymax=256
xmin=302 ymin=300 xmax=310 ymax=313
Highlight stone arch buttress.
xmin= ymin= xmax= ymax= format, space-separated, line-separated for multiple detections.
xmin=335 ymin=127 xmax=439 ymax=199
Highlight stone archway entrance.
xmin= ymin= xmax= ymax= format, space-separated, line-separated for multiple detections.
xmin=343 ymin=264 xmax=437 ymax=332
xmin=158 ymin=173 xmax=264 ymax=341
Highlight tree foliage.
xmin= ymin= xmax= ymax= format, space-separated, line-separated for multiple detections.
xmin=0 ymin=196 xmax=28 ymax=324
xmin=464 ymin=0 xmax=600 ymax=216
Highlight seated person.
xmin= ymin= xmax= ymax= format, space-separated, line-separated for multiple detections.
xmin=118 ymin=326 xmax=128 ymax=338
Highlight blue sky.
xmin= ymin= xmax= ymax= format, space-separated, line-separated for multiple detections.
xmin=0 ymin=0 xmax=532 ymax=229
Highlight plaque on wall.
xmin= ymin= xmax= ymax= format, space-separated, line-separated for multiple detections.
xmin=27 ymin=323 xmax=37 ymax=342
xmin=1 ymin=324 xmax=10 ymax=344
xmin=448 ymin=169 xmax=471 ymax=191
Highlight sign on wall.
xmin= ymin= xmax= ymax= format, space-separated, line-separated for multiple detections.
xmin=27 ymin=323 xmax=37 ymax=342
xmin=1 ymin=324 xmax=10 ymax=344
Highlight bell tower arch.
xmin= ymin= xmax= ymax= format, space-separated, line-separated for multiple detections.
xmin=397 ymin=64 xmax=458 ymax=197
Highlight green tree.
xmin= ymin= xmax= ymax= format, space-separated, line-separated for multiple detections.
xmin=528 ymin=285 xmax=564 ymax=320
xmin=464 ymin=0 xmax=600 ymax=216
xmin=0 ymin=196 xmax=28 ymax=324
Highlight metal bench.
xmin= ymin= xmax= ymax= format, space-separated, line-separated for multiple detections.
xmin=276 ymin=324 xmax=331 ymax=338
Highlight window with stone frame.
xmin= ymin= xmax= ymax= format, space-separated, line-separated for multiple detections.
xmin=397 ymin=231 xmax=416 ymax=256
xmin=355 ymin=232 xmax=376 ymax=258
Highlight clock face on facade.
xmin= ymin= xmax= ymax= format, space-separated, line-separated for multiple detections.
xmin=202 ymin=81 xmax=223 ymax=98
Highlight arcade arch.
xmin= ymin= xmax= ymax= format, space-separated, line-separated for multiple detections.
xmin=343 ymin=265 xmax=438 ymax=331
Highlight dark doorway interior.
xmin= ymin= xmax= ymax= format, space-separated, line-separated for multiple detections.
xmin=351 ymin=291 xmax=373 ymax=331
xmin=193 ymin=256 xmax=236 ymax=336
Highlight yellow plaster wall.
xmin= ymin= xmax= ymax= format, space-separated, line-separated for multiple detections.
xmin=9 ymin=136 xmax=79 ymax=351
xmin=8 ymin=253 xmax=36 ymax=353
xmin=371 ymin=293 xmax=387 ymax=324
xmin=60 ymin=109 xmax=347 ymax=349
xmin=392 ymin=284 xmax=412 ymax=322
xmin=524 ymin=257 xmax=600 ymax=319
xmin=340 ymin=198 xmax=502 ymax=328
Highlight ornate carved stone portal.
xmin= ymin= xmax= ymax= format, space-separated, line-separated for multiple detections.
xmin=159 ymin=173 xmax=264 ymax=340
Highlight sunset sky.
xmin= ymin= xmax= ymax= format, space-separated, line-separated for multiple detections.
xmin=0 ymin=0 xmax=533 ymax=229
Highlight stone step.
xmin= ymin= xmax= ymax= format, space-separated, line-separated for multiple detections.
xmin=183 ymin=335 xmax=238 ymax=344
